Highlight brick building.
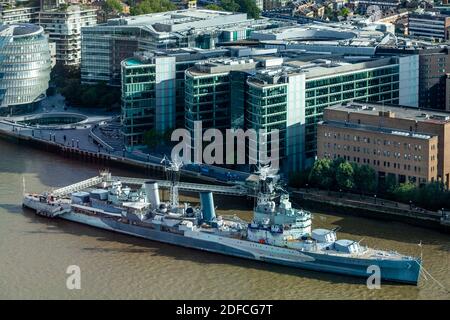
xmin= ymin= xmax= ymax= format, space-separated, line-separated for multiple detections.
xmin=317 ymin=102 xmax=450 ymax=187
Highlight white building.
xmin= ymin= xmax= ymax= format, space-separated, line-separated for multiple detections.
xmin=38 ymin=5 xmax=97 ymax=65
xmin=0 ymin=5 xmax=39 ymax=24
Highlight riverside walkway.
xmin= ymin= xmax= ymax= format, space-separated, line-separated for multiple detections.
xmin=0 ymin=110 xmax=251 ymax=184
xmin=292 ymin=188 xmax=450 ymax=229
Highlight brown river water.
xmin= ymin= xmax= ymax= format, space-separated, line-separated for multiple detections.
xmin=0 ymin=139 xmax=449 ymax=299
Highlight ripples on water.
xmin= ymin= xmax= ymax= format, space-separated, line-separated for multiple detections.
xmin=0 ymin=140 xmax=449 ymax=299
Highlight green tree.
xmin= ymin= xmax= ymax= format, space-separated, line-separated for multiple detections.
xmin=339 ymin=7 xmax=350 ymax=17
xmin=130 ymin=0 xmax=176 ymax=16
xmin=415 ymin=182 xmax=446 ymax=211
xmin=80 ymin=87 xmax=97 ymax=107
xmin=216 ymin=0 xmax=260 ymax=19
xmin=103 ymin=0 xmax=123 ymax=13
xmin=143 ymin=129 xmax=162 ymax=149
xmin=391 ymin=182 xmax=416 ymax=203
xmin=220 ymin=0 xmax=240 ymax=12
xmin=205 ymin=4 xmax=224 ymax=11
xmin=236 ymin=0 xmax=260 ymax=19
xmin=336 ymin=161 xmax=354 ymax=190
xmin=309 ymin=158 xmax=334 ymax=190
xmin=353 ymin=164 xmax=377 ymax=194
xmin=288 ymin=169 xmax=311 ymax=188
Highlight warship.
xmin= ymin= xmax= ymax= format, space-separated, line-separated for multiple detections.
xmin=22 ymin=160 xmax=421 ymax=285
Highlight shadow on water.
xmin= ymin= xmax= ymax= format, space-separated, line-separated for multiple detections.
xmin=302 ymin=205 xmax=450 ymax=252
xmin=0 ymin=139 xmax=145 ymax=188
xmin=19 ymin=206 xmax=418 ymax=290
xmin=0 ymin=203 xmax=24 ymax=214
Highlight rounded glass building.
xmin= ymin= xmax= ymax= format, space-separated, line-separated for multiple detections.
xmin=0 ymin=24 xmax=51 ymax=116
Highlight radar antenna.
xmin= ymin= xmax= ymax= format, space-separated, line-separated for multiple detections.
xmin=254 ymin=164 xmax=280 ymax=199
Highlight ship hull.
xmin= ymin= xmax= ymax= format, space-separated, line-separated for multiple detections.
xmin=49 ymin=211 xmax=420 ymax=285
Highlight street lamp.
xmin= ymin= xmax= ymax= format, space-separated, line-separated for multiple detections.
xmin=374 ymin=194 xmax=377 ymax=204
xmin=409 ymin=200 xmax=412 ymax=210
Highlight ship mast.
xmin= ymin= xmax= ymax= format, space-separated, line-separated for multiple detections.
xmin=161 ymin=156 xmax=183 ymax=209
xmin=255 ymin=164 xmax=279 ymax=206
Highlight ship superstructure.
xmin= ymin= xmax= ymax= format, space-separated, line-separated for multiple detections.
xmin=22 ymin=164 xmax=421 ymax=285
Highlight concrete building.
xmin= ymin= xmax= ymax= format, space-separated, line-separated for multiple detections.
xmin=263 ymin=0 xmax=289 ymax=10
xmin=172 ymin=0 xmax=197 ymax=9
xmin=0 ymin=5 xmax=39 ymax=24
xmin=317 ymin=102 xmax=450 ymax=187
xmin=377 ymin=46 xmax=450 ymax=110
xmin=0 ymin=24 xmax=52 ymax=115
xmin=40 ymin=0 xmax=65 ymax=11
xmin=408 ymin=11 xmax=450 ymax=41
xmin=80 ymin=9 xmax=287 ymax=85
xmin=38 ymin=5 xmax=97 ymax=65
xmin=446 ymin=73 xmax=450 ymax=111
xmin=352 ymin=0 xmax=401 ymax=12
xmin=252 ymin=22 xmax=394 ymax=56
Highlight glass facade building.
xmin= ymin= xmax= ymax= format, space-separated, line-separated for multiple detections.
xmin=246 ymin=55 xmax=419 ymax=172
xmin=120 ymin=48 xmax=231 ymax=150
xmin=184 ymin=55 xmax=418 ymax=172
xmin=121 ymin=54 xmax=176 ymax=151
xmin=185 ymin=71 xmax=232 ymax=133
xmin=184 ymin=58 xmax=257 ymax=135
xmin=81 ymin=9 xmax=285 ymax=85
xmin=303 ymin=66 xmax=401 ymax=160
xmin=0 ymin=24 xmax=51 ymax=115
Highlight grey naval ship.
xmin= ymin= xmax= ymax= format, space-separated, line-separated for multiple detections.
xmin=22 ymin=161 xmax=421 ymax=285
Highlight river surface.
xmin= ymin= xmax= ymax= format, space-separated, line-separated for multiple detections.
xmin=0 ymin=139 xmax=449 ymax=300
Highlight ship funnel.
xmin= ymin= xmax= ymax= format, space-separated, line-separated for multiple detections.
xmin=200 ymin=191 xmax=216 ymax=222
xmin=145 ymin=181 xmax=160 ymax=208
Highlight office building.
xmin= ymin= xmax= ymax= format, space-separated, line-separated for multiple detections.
xmin=252 ymin=23 xmax=394 ymax=56
xmin=185 ymin=57 xmax=258 ymax=135
xmin=0 ymin=24 xmax=52 ymax=115
xmin=120 ymin=48 xmax=231 ymax=150
xmin=81 ymin=9 xmax=286 ymax=85
xmin=184 ymin=54 xmax=419 ymax=172
xmin=377 ymin=46 xmax=450 ymax=110
xmin=408 ymin=11 xmax=450 ymax=41
xmin=317 ymin=102 xmax=450 ymax=187
xmin=121 ymin=53 xmax=176 ymax=150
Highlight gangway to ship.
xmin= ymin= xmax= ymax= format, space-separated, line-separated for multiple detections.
xmin=52 ymin=176 xmax=104 ymax=197
xmin=49 ymin=175 xmax=253 ymax=198
xmin=113 ymin=176 xmax=252 ymax=197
